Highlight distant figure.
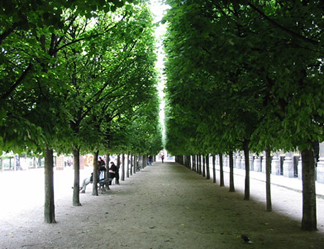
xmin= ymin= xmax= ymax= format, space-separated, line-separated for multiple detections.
xmin=15 ymin=155 xmax=20 ymax=170
xmin=148 ymin=155 xmax=153 ymax=165
xmin=161 ymin=155 xmax=164 ymax=163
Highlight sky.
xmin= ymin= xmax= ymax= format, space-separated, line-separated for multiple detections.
xmin=149 ymin=0 xmax=170 ymax=145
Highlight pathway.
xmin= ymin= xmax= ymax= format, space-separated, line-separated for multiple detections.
xmin=0 ymin=162 xmax=324 ymax=248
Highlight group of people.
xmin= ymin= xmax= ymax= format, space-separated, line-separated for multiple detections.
xmin=79 ymin=157 xmax=119 ymax=193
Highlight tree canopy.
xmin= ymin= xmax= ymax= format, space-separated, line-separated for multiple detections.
xmin=163 ymin=0 xmax=324 ymax=231
xmin=1 ymin=0 xmax=162 ymax=157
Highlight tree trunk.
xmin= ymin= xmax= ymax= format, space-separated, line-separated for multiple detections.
xmin=301 ymin=148 xmax=317 ymax=231
xmin=243 ymin=140 xmax=250 ymax=200
xmin=44 ymin=148 xmax=56 ymax=223
xmin=133 ymin=154 xmax=137 ymax=174
xmin=92 ymin=151 xmax=99 ymax=196
xmin=212 ymin=155 xmax=216 ymax=183
xmin=126 ymin=153 xmax=130 ymax=178
xmin=198 ymin=155 xmax=202 ymax=174
xmin=121 ymin=154 xmax=125 ymax=181
xmin=265 ymin=146 xmax=272 ymax=211
xmin=105 ymin=153 xmax=110 ymax=179
xmin=130 ymin=154 xmax=133 ymax=175
xmin=206 ymin=155 xmax=210 ymax=180
xmin=106 ymin=153 xmax=110 ymax=165
xmin=219 ymin=153 xmax=224 ymax=187
xmin=72 ymin=147 xmax=81 ymax=206
xmin=192 ymin=155 xmax=196 ymax=172
xmin=229 ymin=151 xmax=235 ymax=192
xmin=202 ymin=154 xmax=206 ymax=177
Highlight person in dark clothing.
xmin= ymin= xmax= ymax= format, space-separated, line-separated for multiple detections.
xmin=148 ymin=155 xmax=153 ymax=165
xmin=99 ymin=157 xmax=105 ymax=168
xmin=108 ymin=162 xmax=118 ymax=185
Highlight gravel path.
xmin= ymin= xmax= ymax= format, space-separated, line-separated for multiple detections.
xmin=0 ymin=162 xmax=324 ymax=249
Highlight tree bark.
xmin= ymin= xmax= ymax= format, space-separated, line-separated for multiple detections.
xmin=206 ymin=155 xmax=210 ymax=179
xmin=92 ymin=151 xmax=99 ymax=196
xmin=133 ymin=154 xmax=137 ymax=174
xmin=265 ymin=146 xmax=272 ymax=211
xmin=44 ymin=148 xmax=56 ymax=223
xmin=301 ymin=148 xmax=317 ymax=231
xmin=243 ymin=140 xmax=250 ymax=200
xmin=121 ymin=154 xmax=125 ymax=181
xmin=212 ymin=155 xmax=216 ymax=183
xmin=72 ymin=147 xmax=81 ymax=206
xmin=229 ymin=151 xmax=235 ymax=192
xmin=130 ymin=154 xmax=133 ymax=175
xmin=219 ymin=153 xmax=224 ymax=187
xmin=192 ymin=155 xmax=196 ymax=172
xmin=202 ymin=154 xmax=206 ymax=177
xmin=126 ymin=153 xmax=130 ymax=178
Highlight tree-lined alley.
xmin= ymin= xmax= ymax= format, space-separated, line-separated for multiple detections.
xmin=1 ymin=0 xmax=163 ymax=222
xmin=163 ymin=0 xmax=324 ymax=231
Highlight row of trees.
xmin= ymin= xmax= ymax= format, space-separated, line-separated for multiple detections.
xmin=163 ymin=0 xmax=324 ymax=231
xmin=1 ymin=0 xmax=163 ymax=223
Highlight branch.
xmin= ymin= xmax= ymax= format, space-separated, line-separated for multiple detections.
xmin=1 ymin=63 xmax=33 ymax=100
xmin=248 ymin=2 xmax=319 ymax=46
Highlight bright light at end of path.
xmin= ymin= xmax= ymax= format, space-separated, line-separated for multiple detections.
xmin=149 ymin=0 xmax=170 ymax=145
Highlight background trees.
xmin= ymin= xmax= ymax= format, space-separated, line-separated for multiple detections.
xmin=1 ymin=0 xmax=162 ymax=222
xmin=163 ymin=0 xmax=324 ymax=231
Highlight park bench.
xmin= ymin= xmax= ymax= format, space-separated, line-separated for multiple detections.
xmin=97 ymin=177 xmax=115 ymax=193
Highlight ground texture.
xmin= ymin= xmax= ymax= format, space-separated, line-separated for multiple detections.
xmin=1 ymin=162 xmax=324 ymax=249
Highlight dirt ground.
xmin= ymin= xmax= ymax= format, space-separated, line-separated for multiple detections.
xmin=1 ymin=162 xmax=324 ymax=249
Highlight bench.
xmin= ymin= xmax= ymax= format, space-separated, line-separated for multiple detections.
xmin=97 ymin=177 xmax=114 ymax=193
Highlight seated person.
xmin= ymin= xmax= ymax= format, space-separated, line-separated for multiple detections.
xmin=80 ymin=173 xmax=93 ymax=193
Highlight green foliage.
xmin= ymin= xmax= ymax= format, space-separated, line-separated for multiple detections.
xmin=163 ymin=0 xmax=324 ymax=156
xmin=0 ymin=1 xmax=162 ymax=156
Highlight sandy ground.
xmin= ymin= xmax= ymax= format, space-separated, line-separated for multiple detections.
xmin=0 ymin=162 xmax=324 ymax=249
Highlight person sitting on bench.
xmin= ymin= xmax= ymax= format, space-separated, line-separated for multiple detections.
xmin=80 ymin=173 xmax=93 ymax=193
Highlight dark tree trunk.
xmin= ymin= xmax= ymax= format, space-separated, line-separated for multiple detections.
xmin=243 ymin=140 xmax=250 ymax=200
xmin=72 ymin=147 xmax=81 ymax=206
xmin=105 ymin=153 xmax=110 ymax=179
xmin=229 ymin=151 xmax=235 ymax=192
xmin=301 ymin=148 xmax=317 ymax=231
xmin=121 ymin=154 xmax=125 ymax=181
xmin=134 ymin=154 xmax=137 ymax=174
xmin=212 ymin=155 xmax=216 ymax=183
xmin=92 ymin=151 xmax=99 ymax=196
xmin=192 ymin=155 xmax=196 ymax=172
xmin=202 ymin=155 xmax=206 ymax=177
xmin=206 ymin=155 xmax=210 ymax=180
xmin=219 ymin=153 xmax=224 ymax=187
xmin=265 ymin=146 xmax=272 ymax=211
xmin=44 ymin=148 xmax=56 ymax=223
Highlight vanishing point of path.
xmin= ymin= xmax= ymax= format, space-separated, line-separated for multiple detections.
xmin=1 ymin=162 xmax=324 ymax=248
